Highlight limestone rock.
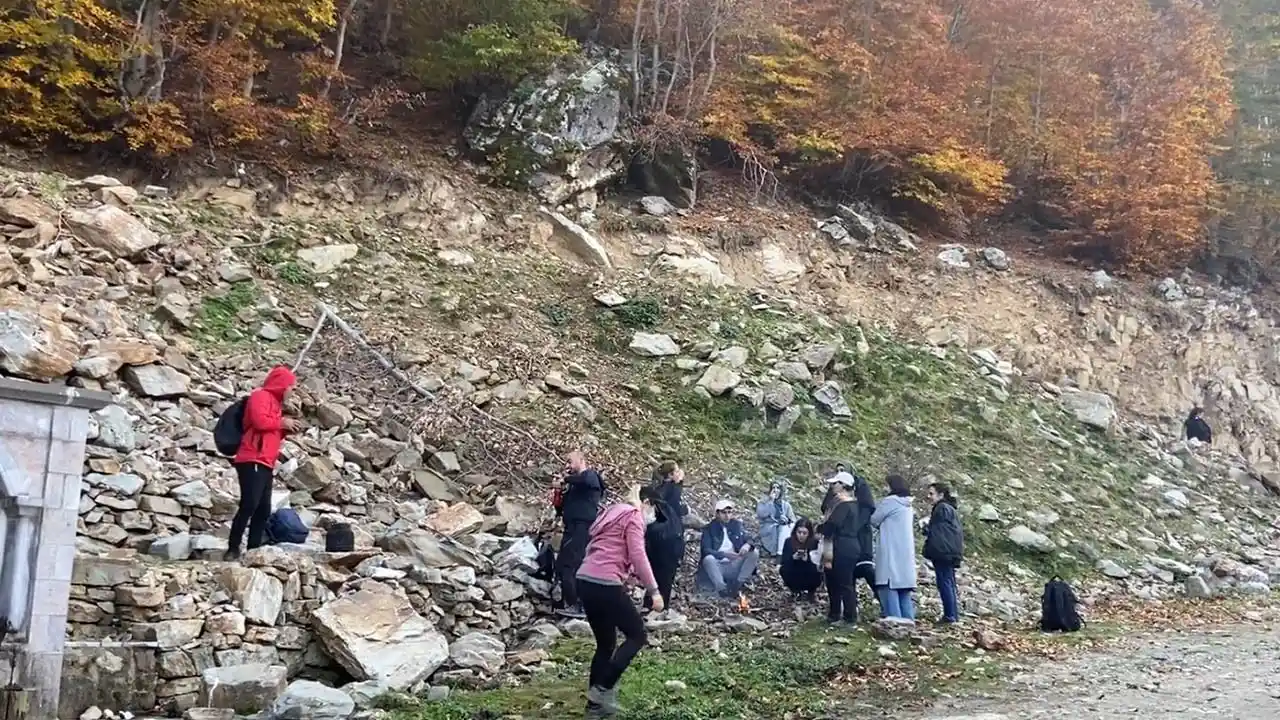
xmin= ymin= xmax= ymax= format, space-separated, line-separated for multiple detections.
xmin=541 ymin=209 xmax=611 ymax=268
xmin=1008 ymin=525 xmax=1055 ymax=553
xmin=696 ymin=365 xmax=741 ymax=395
xmin=0 ymin=196 xmax=57 ymax=227
xmin=311 ymin=588 xmax=449 ymax=690
xmin=449 ymin=632 xmax=506 ymax=674
xmin=296 ymin=244 xmax=359 ymax=274
xmin=0 ymin=289 xmax=79 ymax=379
xmin=219 ymin=566 xmax=284 ymax=626
xmin=122 ymin=364 xmax=190 ymax=398
xmin=268 ymin=680 xmax=355 ymax=720
xmin=424 ymin=502 xmax=484 ymax=537
xmin=629 ymin=332 xmax=680 ymax=357
xmin=65 ymin=205 xmax=161 ymax=257
xmin=200 ymin=664 xmax=288 ymax=714
xmin=1060 ymin=390 xmax=1116 ymax=431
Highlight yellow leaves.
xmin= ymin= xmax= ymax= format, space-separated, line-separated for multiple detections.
xmin=124 ymin=102 xmax=193 ymax=157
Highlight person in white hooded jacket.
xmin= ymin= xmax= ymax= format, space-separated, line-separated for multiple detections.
xmin=870 ymin=474 xmax=917 ymax=619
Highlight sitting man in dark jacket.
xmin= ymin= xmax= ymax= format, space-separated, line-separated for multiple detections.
xmin=1184 ymin=407 xmax=1212 ymax=444
xmin=696 ymin=499 xmax=759 ymax=597
xmin=554 ymin=451 xmax=604 ymax=617
xmin=645 ymin=461 xmax=689 ymax=610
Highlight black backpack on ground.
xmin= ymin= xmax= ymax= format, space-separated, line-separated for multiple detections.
xmin=325 ymin=523 xmax=355 ymax=552
xmin=1040 ymin=576 xmax=1083 ymax=632
xmin=213 ymin=397 xmax=248 ymax=457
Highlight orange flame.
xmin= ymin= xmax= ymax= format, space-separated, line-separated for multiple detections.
xmin=737 ymin=592 xmax=750 ymax=614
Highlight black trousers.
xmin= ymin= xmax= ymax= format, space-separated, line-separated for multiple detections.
xmin=826 ymin=556 xmax=857 ymax=622
xmin=781 ymin=562 xmax=823 ymax=594
xmin=644 ymin=542 xmax=683 ymax=609
xmin=229 ymin=462 xmax=273 ymax=553
xmin=581 ymin=579 xmax=648 ymax=689
xmin=557 ymin=520 xmax=592 ymax=608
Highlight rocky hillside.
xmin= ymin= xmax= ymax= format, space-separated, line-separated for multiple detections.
xmin=3 ymin=155 xmax=1280 ymax=719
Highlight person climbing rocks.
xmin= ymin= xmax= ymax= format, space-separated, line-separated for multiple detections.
xmin=577 ymin=484 xmax=664 ymax=718
xmin=757 ymin=479 xmax=797 ymax=556
xmin=1185 ymin=407 xmax=1212 ymax=444
xmin=780 ymin=518 xmax=822 ymax=601
xmin=227 ymin=365 xmax=300 ymax=561
xmin=922 ymin=482 xmax=965 ymax=624
xmin=645 ymin=460 xmax=688 ymax=611
xmin=871 ymin=474 xmax=918 ymax=619
xmin=554 ymin=450 xmax=605 ymax=618
xmin=697 ymin=499 xmax=759 ymax=597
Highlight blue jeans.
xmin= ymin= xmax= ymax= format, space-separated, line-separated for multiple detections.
xmin=878 ymin=587 xmax=915 ymax=620
xmin=933 ymin=561 xmax=960 ymax=622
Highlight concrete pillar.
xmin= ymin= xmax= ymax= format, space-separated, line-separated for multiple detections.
xmin=0 ymin=377 xmax=109 ymax=719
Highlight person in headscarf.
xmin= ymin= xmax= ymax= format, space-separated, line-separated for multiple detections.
xmin=756 ymin=479 xmax=797 ymax=556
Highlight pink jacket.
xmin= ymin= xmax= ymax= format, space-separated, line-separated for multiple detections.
xmin=576 ymin=503 xmax=659 ymax=592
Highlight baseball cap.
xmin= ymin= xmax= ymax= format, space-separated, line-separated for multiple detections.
xmin=714 ymin=499 xmax=735 ymax=511
xmin=828 ymin=471 xmax=857 ymax=487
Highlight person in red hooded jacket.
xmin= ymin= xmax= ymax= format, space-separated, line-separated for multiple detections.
xmin=227 ymin=365 xmax=299 ymax=560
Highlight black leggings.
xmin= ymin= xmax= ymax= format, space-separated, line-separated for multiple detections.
xmin=581 ymin=579 xmax=648 ymax=689
xmin=228 ymin=462 xmax=273 ymax=552
xmin=826 ymin=557 xmax=856 ymax=622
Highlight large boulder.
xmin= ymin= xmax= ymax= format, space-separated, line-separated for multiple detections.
xmin=465 ymin=58 xmax=626 ymax=204
xmin=0 ymin=289 xmax=79 ymax=379
xmin=268 ymin=680 xmax=355 ymax=720
xmin=200 ymin=664 xmax=288 ymax=714
xmin=311 ymin=587 xmax=449 ymax=690
xmin=1060 ymin=389 xmax=1117 ymax=430
xmin=64 ymin=205 xmax=160 ymax=257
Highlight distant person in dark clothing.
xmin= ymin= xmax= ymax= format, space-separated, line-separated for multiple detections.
xmin=228 ymin=365 xmax=299 ymax=561
xmin=780 ymin=519 xmax=822 ymax=601
xmin=555 ymin=451 xmax=604 ymax=617
xmin=1185 ymin=408 xmax=1212 ymax=444
xmin=645 ymin=461 xmax=688 ymax=610
xmin=922 ymin=482 xmax=965 ymax=624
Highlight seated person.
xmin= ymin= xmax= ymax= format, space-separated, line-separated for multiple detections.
xmin=1184 ymin=407 xmax=1212 ymax=444
xmin=780 ymin=518 xmax=822 ymax=601
xmin=695 ymin=499 xmax=759 ymax=597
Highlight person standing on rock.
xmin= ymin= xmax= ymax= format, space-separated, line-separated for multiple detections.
xmin=554 ymin=450 xmax=605 ymax=618
xmin=871 ymin=474 xmax=917 ymax=620
xmin=645 ymin=461 xmax=688 ymax=611
xmin=922 ymin=482 xmax=965 ymax=624
xmin=227 ymin=365 xmax=300 ymax=561
xmin=576 ymin=484 xmax=664 ymax=718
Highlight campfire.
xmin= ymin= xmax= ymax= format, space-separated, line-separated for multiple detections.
xmin=737 ymin=592 xmax=750 ymax=614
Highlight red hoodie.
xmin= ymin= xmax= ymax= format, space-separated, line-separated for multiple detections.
xmin=233 ymin=366 xmax=296 ymax=468
xmin=576 ymin=503 xmax=658 ymax=592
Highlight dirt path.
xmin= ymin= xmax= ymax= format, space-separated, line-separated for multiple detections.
xmin=924 ymin=625 xmax=1280 ymax=719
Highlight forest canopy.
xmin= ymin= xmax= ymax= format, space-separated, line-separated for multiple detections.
xmin=0 ymin=0 xmax=1274 ymax=276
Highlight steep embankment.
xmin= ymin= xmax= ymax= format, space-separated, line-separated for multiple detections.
xmin=3 ymin=154 xmax=1279 ymax=719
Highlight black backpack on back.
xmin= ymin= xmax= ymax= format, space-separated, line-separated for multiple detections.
xmin=213 ymin=397 xmax=248 ymax=457
xmin=1040 ymin=576 xmax=1083 ymax=632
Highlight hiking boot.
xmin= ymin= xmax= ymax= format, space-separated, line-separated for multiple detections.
xmin=223 ymin=548 xmax=241 ymax=562
xmin=587 ymin=685 xmax=620 ymax=715
xmin=555 ymin=605 xmax=586 ymax=619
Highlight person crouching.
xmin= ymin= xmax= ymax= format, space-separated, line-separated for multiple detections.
xmin=576 ymin=485 xmax=665 ymax=718
xmin=780 ymin=518 xmax=822 ymax=601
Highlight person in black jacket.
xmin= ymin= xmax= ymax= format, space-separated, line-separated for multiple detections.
xmin=697 ymin=499 xmax=758 ymax=597
xmin=849 ymin=473 xmax=879 ymax=610
xmin=817 ymin=475 xmax=868 ymax=624
xmin=922 ymin=482 xmax=964 ymax=624
xmin=780 ymin=518 xmax=822 ymax=601
xmin=554 ymin=451 xmax=604 ymax=617
xmin=1184 ymin=407 xmax=1212 ymax=444
xmin=645 ymin=461 xmax=688 ymax=610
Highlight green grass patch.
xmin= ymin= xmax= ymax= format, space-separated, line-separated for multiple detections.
xmin=193 ymin=282 xmax=260 ymax=346
xmin=387 ymin=623 xmax=1006 ymax=720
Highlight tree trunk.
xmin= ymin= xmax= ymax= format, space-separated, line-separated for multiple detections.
xmin=322 ymin=0 xmax=361 ymax=100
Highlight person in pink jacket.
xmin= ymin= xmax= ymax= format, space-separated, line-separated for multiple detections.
xmin=576 ymin=484 xmax=664 ymax=718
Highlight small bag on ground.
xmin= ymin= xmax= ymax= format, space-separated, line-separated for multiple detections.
xmin=325 ymin=522 xmax=355 ymax=552
xmin=266 ymin=508 xmax=309 ymax=545
xmin=1040 ymin=576 xmax=1083 ymax=633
